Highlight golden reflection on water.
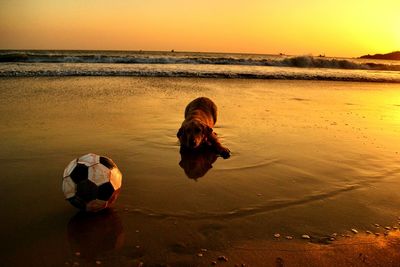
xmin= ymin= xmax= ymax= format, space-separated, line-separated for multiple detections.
xmin=1 ymin=77 xmax=400 ymax=266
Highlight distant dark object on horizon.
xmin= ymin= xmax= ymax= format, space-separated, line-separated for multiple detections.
xmin=360 ymin=51 xmax=400 ymax=60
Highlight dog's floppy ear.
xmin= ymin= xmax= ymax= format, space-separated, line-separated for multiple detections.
xmin=177 ymin=127 xmax=184 ymax=138
xmin=203 ymin=125 xmax=214 ymax=145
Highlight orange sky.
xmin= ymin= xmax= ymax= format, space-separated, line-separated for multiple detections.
xmin=0 ymin=0 xmax=398 ymax=57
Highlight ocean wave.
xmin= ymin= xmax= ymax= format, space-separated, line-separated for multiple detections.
xmin=1 ymin=67 xmax=399 ymax=83
xmin=1 ymin=51 xmax=400 ymax=71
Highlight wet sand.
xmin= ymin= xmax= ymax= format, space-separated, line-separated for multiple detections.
xmin=1 ymin=77 xmax=400 ymax=266
xmin=195 ymin=232 xmax=400 ymax=267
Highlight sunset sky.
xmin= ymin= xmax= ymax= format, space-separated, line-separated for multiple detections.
xmin=0 ymin=0 xmax=398 ymax=57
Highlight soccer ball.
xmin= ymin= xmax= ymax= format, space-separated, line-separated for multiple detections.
xmin=62 ymin=153 xmax=122 ymax=212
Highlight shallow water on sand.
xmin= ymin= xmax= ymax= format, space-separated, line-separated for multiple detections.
xmin=1 ymin=77 xmax=400 ymax=266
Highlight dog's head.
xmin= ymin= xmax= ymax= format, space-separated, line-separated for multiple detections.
xmin=177 ymin=120 xmax=212 ymax=149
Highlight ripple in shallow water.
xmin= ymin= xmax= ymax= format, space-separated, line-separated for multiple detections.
xmin=216 ymin=158 xmax=280 ymax=171
xmin=124 ymin=184 xmax=365 ymax=220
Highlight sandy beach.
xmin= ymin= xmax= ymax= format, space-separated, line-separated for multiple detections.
xmin=1 ymin=77 xmax=400 ymax=266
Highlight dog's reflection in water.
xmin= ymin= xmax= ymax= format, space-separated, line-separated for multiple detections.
xmin=179 ymin=145 xmax=219 ymax=180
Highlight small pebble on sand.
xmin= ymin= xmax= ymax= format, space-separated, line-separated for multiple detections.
xmin=331 ymin=233 xmax=337 ymax=237
xmin=351 ymin=229 xmax=358 ymax=234
xmin=345 ymin=234 xmax=351 ymax=238
xmin=197 ymin=253 xmax=203 ymax=257
xmin=374 ymin=224 xmax=380 ymax=227
xmin=385 ymin=226 xmax=391 ymax=230
xmin=384 ymin=231 xmax=389 ymax=236
xmin=301 ymin=235 xmax=310 ymax=239
xmin=366 ymin=230 xmax=372 ymax=234
xmin=211 ymin=261 xmax=217 ymax=266
xmin=274 ymin=233 xmax=281 ymax=238
xmin=218 ymin=256 xmax=228 ymax=262
xmin=374 ymin=233 xmax=380 ymax=236
xmin=95 ymin=261 xmax=101 ymax=265
xmin=201 ymin=248 xmax=208 ymax=252
xmin=329 ymin=237 xmax=335 ymax=241
xmin=393 ymin=227 xmax=398 ymax=230
xmin=285 ymin=236 xmax=293 ymax=240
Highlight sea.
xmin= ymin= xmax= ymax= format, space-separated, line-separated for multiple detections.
xmin=1 ymin=50 xmax=400 ymax=265
xmin=1 ymin=50 xmax=400 ymax=82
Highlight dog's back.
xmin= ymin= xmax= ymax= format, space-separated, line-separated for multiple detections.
xmin=184 ymin=97 xmax=217 ymax=125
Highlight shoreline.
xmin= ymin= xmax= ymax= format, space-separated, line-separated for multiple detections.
xmin=1 ymin=72 xmax=399 ymax=84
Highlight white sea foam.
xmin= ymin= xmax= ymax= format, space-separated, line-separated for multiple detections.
xmin=0 ymin=62 xmax=399 ymax=83
xmin=0 ymin=50 xmax=399 ymax=82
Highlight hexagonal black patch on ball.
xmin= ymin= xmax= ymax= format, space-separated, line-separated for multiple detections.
xmin=98 ymin=182 xmax=115 ymax=201
xmin=100 ymin=156 xmax=116 ymax=169
xmin=70 ymin=163 xmax=89 ymax=184
xmin=76 ymin=179 xmax=98 ymax=202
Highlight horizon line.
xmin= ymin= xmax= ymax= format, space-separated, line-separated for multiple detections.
xmin=0 ymin=48 xmax=368 ymax=59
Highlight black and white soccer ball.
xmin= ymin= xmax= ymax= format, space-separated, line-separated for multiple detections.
xmin=62 ymin=153 xmax=122 ymax=212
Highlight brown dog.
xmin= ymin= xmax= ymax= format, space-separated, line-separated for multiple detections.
xmin=177 ymin=97 xmax=230 ymax=159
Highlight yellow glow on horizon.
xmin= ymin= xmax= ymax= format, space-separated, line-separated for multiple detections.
xmin=0 ymin=0 xmax=398 ymax=57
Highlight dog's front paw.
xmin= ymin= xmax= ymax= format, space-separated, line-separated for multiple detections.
xmin=219 ymin=148 xmax=231 ymax=159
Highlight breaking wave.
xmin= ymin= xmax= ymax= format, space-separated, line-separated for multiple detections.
xmin=1 ymin=51 xmax=400 ymax=71
xmin=1 ymin=63 xmax=399 ymax=83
